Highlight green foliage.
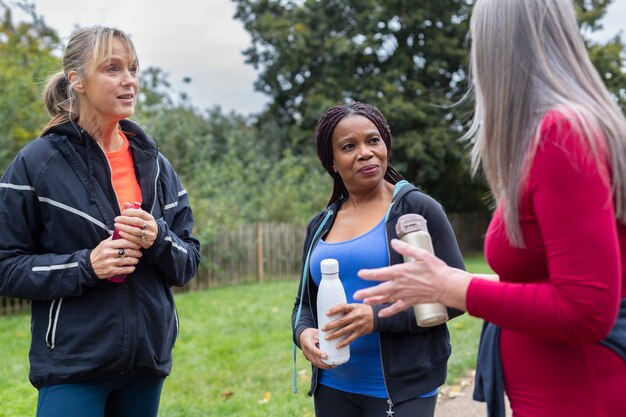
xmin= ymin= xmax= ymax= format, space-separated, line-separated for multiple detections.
xmin=1 ymin=0 xmax=625 ymax=233
xmin=0 ymin=1 xmax=61 ymax=174
xmin=134 ymin=100 xmax=329 ymax=243
xmin=232 ymin=0 xmax=626 ymax=212
xmin=575 ymin=0 xmax=626 ymax=107
xmin=232 ymin=0 xmax=484 ymax=210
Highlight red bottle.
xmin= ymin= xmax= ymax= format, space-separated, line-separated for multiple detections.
xmin=108 ymin=202 xmax=141 ymax=283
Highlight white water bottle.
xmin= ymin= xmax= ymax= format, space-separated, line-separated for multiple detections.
xmin=395 ymin=214 xmax=449 ymax=327
xmin=317 ymin=258 xmax=350 ymax=366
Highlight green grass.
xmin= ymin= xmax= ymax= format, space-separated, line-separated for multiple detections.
xmin=0 ymin=255 xmax=490 ymax=416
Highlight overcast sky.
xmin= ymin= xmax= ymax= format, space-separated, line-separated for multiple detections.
xmin=23 ymin=0 xmax=626 ymax=115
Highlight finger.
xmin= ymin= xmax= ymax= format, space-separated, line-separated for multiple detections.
xmin=121 ymin=248 xmax=143 ymax=259
xmin=359 ymin=295 xmax=392 ymax=305
xmin=353 ymin=281 xmax=394 ymax=300
xmin=116 ymin=255 xmax=140 ymax=267
xmin=322 ymin=310 xmax=355 ymax=331
xmin=110 ymin=265 xmax=136 ymax=277
xmin=390 ymin=238 xmax=432 ymax=260
xmin=357 ymin=265 xmax=401 ymax=282
xmin=315 ymin=360 xmax=334 ymax=369
xmin=111 ymin=233 xmax=142 ymax=250
xmin=114 ymin=247 xmax=127 ymax=259
xmin=326 ymin=303 xmax=351 ymax=316
xmin=305 ymin=344 xmax=327 ymax=362
xmin=323 ymin=325 xmax=348 ymax=340
xmin=335 ymin=336 xmax=352 ymax=349
xmin=115 ymin=226 xmax=146 ymax=243
xmin=122 ymin=201 xmax=142 ymax=214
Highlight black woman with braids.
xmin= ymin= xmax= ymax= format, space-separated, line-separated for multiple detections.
xmin=291 ymin=102 xmax=465 ymax=417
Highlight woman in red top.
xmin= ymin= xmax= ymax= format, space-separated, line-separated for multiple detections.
xmin=354 ymin=0 xmax=626 ymax=416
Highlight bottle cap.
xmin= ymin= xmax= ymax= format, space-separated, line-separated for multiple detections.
xmin=396 ymin=213 xmax=428 ymax=238
xmin=320 ymin=258 xmax=339 ymax=275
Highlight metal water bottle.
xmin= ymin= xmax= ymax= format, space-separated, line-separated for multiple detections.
xmin=395 ymin=213 xmax=449 ymax=327
xmin=317 ymin=258 xmax=350 ymax=365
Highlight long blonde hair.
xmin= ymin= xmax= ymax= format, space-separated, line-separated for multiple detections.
xmin=465 ymin=0 xmax=626 ymax=246
xmin=41 ymin=26 xmax=138 ymax=135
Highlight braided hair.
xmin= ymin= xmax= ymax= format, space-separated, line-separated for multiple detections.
xmin=315 ymin=102 xmax=404 ymax=205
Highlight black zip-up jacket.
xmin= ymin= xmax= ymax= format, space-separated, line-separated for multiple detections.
xmin=0 ymin=120 xmax=200 ymax=388
xmin=292 ymin=181 xmax=465 ymax=405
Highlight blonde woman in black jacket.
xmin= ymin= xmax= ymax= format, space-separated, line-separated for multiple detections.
xmin=0 ymin=26 xmax=200 ymax=417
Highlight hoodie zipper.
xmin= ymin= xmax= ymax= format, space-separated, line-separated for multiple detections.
xmin=378 ymin=180 xmax=408 ymax=408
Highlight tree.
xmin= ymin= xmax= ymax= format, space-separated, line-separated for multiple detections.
xmin=0 ymin=1 xmax=61 ymax=172
xmin=233 ymin=0 xmax=626 ymax=212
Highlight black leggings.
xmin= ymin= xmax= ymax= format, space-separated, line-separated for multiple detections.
xmin=314 ymin=384 xmax=437 ymax=417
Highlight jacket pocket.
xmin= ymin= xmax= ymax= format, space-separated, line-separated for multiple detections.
xmin=156 ymin=303 xmax=179 ymax=363
xmin=45 ymin=298 xmax=64 ymax=349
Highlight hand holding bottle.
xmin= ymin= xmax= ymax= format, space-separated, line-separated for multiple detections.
xmin=354 ymin=239 xmax=471 ymax=317
xmin=317 ymin=259 xmax=350 ymax=366
xmin=395 ymin=214 xmax=448 ymax=326
xmin=113 ymin=202 xmax=158 ymax=249
xmin=320 ymin=303 xmax=374 ymax=349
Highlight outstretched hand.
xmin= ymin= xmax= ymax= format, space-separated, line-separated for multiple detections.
xmin=354 ymin=239 xmax=471 ymax=317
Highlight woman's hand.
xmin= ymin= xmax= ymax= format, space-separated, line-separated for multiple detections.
xmin=299 ymin=328 xmax=335 ymax=369
xmin=354 ymin=239 xmax=471 ymax=316
xmin=90 ymin=236 xmax=142 ymax=280
xmin=114 ymin=202 xmax=159 ymax=249
xmin=321 ymin=303 xmax=374 ymax=349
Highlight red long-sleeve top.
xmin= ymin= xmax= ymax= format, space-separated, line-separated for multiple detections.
xmin=466 ymin=110 xmax=626 ymax=417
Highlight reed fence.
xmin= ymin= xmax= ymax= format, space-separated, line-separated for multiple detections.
xmin=0 ymin=212 xmax=488 ymax=316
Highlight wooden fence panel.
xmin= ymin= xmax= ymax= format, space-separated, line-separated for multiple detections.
xmin=447 ymin=212 xmax=489 ymax=255
xmin=0 ymin=296 xmax=29 ymax=316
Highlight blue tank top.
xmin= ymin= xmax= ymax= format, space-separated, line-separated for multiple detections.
xmin=310 ymin=217 xmax=389 ymax=397
xmin=310 ymin=217 xmax=439 ymax=399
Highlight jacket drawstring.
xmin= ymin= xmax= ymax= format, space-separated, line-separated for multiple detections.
xmin=292 ymin=209 xmax=333 ymax=393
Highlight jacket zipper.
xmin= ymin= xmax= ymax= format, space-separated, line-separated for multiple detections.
xmin=46 ymin=298 xmax=64 ymax=349
xmin=150 ymin=152 xmax=160 ymax=214
xmin=379 ymin=216 xmax=394 ymax=407
xmin=94 ymin=139 xmax=142 ymax=373
xmin=378 ymin=181 xmax=407 ymax=409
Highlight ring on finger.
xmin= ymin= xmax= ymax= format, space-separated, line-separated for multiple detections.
xmin=141 ymin=229 xmax=146 ymax=239
xmin=141 ymin=221 xmax=147 ymax=230
xmin=118 ymin=248 xmax=126 ymax=258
